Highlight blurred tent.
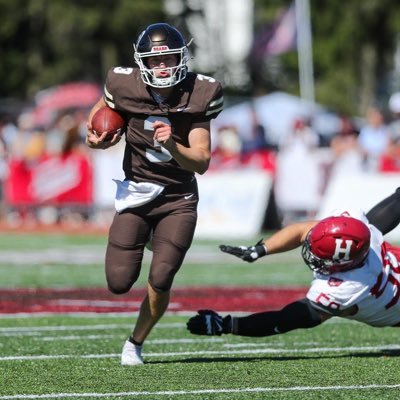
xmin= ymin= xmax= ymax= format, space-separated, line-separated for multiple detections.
xmin=31 ymin=82 xmax=101 ymax=128
xmin=211 ymin=91 xmax=339 ymax=145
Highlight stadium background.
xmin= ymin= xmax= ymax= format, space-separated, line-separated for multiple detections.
xmin=1 ymin=0 xmax=400 ymax=236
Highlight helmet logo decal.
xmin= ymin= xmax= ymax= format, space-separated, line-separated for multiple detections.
xmin=333 ymin=239 xmax=352 ymax=261
xmin=151 ymin=46 xmax=169 ymax=52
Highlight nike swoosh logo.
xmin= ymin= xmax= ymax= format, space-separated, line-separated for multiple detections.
xmin=184 ymin=194 xmax=194 ymax=200
xmin=273 ymin=326 xmax=281 ymax=334
xmin=177 ymin=106 xmax=191 ymax=112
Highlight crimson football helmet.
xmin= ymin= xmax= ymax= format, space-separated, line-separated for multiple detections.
xmin=301 ymin=215 xmax=371 ymax=275
xmin=133 ymin=23 xmax=192 ymax=88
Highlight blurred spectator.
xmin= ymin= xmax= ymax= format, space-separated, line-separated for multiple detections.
xmin=56 ymin=123 xmax=93 ymax=226
xmin=0 ymin=115 xmax=18 ymax=148
xmin=210 ymin=125 xmax=241 ymax=169
xmin=388 ymin=91 xmax=400 ymax=139
xmin=5 ymin=112 xmax=47 ymax=225
xmin=279 ymin=117 xmax=319 ymax=150
xmin=357 ymin=106 xmax=389 ymax=171
xmin=275 ymin=117 xmax=321 ymax=223
xmin=329 ymin=115 xmax=363 ymax=177
xmin=45 ymin=112 xmax=76 ymax=156
xmin=9 ymin=112 xmax=46 ymax=162
xmin=241 ymin=107 xmax=275 ymax=154
xmin=240 ymin=107 xmax=277 ymax=173
xmin=74 ymin=109 xmax=92 ymax=143
xmin=378 ymin=133 xmax=400 ymax=172
xmin=61 ymin=125 xmax=78 ymax=155
xmin=379 ymin=92 xmax=400 ymax=172
xmin=0 ymin=118 xmax=11 ymax=217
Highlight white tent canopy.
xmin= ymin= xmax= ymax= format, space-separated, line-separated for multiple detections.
xmin=211 ymin=91 xmax=334 ymax=146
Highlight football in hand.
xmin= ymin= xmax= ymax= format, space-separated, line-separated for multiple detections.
xmin=91 ymin=106 xmax=126 ymax=141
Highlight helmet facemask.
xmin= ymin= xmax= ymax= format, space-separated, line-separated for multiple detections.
xmin=133 ymin=45 xmax=191 ymax=88
xmin=302 ymin=236 xmax=333 ymax=275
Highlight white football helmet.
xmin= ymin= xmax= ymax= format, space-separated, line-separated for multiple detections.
xmin=133 ymin=23 xmax=191 ymax=88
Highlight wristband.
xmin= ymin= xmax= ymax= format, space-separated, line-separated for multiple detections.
xmin=262 ymin=244 xmax=268 ymax=255
xmin=255 ymin=245 xmax=267 ymax=258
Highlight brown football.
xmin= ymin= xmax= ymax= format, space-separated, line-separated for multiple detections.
xmin=91 ymin=106 xmax=126 ymax=141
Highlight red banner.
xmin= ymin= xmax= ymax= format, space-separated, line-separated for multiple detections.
xmin=5 ymin=152 xmax=93 ymax=206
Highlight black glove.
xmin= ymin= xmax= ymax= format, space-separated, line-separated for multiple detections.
xmin=219 ymin=239 xmax=267 ymax=262
xmin=187 ymin=310 xmax=232 ymax=336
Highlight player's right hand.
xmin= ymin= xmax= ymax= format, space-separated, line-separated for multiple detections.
xmin=85 ymin=125 xmax=120 ymax=149
xmin=187 ymin=310 xmax=231 ymax=335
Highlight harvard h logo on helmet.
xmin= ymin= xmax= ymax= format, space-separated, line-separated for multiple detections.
xmin=301 ymin=215 xmax=371 ymax=275
xmin=333 ymin=239 xmax=353 ymax=260
xmin=133 ymin=23 xmax=192 ymax=88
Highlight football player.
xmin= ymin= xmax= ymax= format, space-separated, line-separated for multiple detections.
xmin=86 ymin=23 xmax=223 ymax=365
xmin=187 ymin=188 xmax=400 ymax=338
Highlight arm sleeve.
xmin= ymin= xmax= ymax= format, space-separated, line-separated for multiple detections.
xmin=232 ymin=298 xmax=323 ymax=337
xmin=366 ymin=187 xmax=400 ymax=235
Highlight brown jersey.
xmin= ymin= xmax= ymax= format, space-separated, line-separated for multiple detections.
xmin=104 ymin=67 xmax=223 ymax=185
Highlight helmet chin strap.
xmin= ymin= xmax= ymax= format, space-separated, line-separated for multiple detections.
xmin=152 ymin=76 xmax=176 ymax=87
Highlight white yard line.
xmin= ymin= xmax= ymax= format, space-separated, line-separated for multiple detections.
xmin=0 ymin=246 xmax=240 ymax=265
xmin=0 ymin=311 xmax=238 ymax=318
xmin=1 ymin=384 xmax=400 ymax=399
xmin=39 ymin=336 xmax=224 ymax=343
xmin=1 ymin=344 xmax=400 ymax=361
xmin=0 ymin=323 xmax=183 ymax=333
xmin=0 ymin=317 xmax=353 ymax=335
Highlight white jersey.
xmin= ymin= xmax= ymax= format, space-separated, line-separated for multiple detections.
xmin=306 ymin=209 xmax=400 ymax=327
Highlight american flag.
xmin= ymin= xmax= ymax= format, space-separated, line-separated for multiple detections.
xmin=251 ymin=3 xmax=297 ymax=59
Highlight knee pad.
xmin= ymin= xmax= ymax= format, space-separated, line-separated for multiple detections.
xmin=105 ymin=264 xmax=139 ymax=295
xmin=148 ymin=279 xmax=171 ymax=293
xmin=107 ymin=281 xmax=131 ymax=295
xmin=148 ymin=258 xmax=180 ymax=293
xmin=148 ymin=265 xmax=176 ymax=292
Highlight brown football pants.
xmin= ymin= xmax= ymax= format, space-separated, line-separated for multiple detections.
xmin=105 ymin=180 xmax=198 ymax=293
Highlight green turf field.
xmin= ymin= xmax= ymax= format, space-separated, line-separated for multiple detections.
xmin=1 ymin=232 xmax=400 ymax=399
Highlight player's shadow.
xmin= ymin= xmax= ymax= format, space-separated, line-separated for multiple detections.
xmin=147 ymin=348 xmax=400 ymax=365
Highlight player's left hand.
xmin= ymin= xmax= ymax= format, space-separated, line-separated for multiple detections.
xmin=153 ymin=120 xmax=173 ymax=145
xmin=219 ymin=239 xmax=267 ymax=262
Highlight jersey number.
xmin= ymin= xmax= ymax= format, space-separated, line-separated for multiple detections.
xmin=113 ymin=67 xmax=133 ymax=75
xmin=197 ymin=73 xmax=216 ymax=83
xmin=370 ymin=251 xmax=400 ymax=309
xmin=314 ymin=293 xmax=341 ymax=310
xmin=144 ymin=116 xmax=172 ymax=163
